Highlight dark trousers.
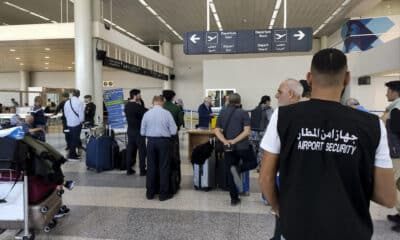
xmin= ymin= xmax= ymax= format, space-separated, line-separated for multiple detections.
xmin=169 ymin=135 xmax=181 ymax=183
xmin=146 ymin=137 xmax=170 ymax=197
xmin=126 ymin=132 xmax=147 ymax=173
xmin=224 ymin=146 xmax=257 ymax=200
xmin=67 ymin=124 xmax=82 ymax=158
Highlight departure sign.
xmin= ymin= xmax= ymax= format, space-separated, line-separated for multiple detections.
xmin=184 ymin=27 xmax=312 ymax=55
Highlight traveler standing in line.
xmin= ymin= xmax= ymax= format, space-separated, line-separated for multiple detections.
xmin=250 ymin=95 xmax=274 ymax=168
xmin=163 ymin=90 xmax=183 ymax=182
xmin=31 ymin=96 xmax=47 ymax=142
xmin=141 ymin=95 xmax=177 ymax=201
xmin=54 ymin=92 xmax=70 ymax=150
xmin=124 ymin=89 xmax=147 ymax=176
xmin=64 ymin=89 xmax=84 ymax=161
xmin=83 ymin=95 xmax=96 ymax=127
xmin=259 ymin=48 xmax=396 ymax=240
xmin=263 ymin=79 xmax=303 ymax=238
xmin=214 ymin=93 xmax=258 ymax=206
xmin=197 ymin=97 xmax=213 ymax=129
xmin=175 ymin=98 xmax=185 ymax=128
xmin=382 ymin=80 xmax=400 ymax=232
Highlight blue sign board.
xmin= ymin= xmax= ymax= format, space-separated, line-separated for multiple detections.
xmin=184 ymin=27 xmax=312 ymax=55
xmin=103 ymin=88 xmax=126 ymax=129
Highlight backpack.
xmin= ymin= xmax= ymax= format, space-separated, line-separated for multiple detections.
xmin=251 ymin=106 xmax=272 ymax=131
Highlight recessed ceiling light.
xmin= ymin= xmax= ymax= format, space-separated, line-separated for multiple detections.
xmin=45 ymin=62 xmax=49 ymax=65
xmin=9 ymin=49 xmax=16 ymax=52
xmin=44 ymin=48 xmax=51 ymax=51
xmin=68 ymin=66 xmax=72 ymax=69
xmin=44 ymin=56 xmax=50 ymax=59
xmin=19 ymin=63 xmax=24 ymax=66
xmin=15 ymin=57 xmax=21 ymax=60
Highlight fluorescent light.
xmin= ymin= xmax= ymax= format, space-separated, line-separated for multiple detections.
xmin=45 ymin=62 xmax=49 ymax=65
xmin=209 ymin=2 xmax=217 ymax=13
xmin=4 ymin=2 xmax=29 ymax=12
xmin=139 ymin=0 xmax=148 ymax=7
xmin=115 ymin=25 xmax=127 ymax=32
xmin=147 ymin=6 xmax=157 ymax=16
xmin=19 ymin=63 xmax=24 ymax=66
xmin=213 ymin=13 xmax=220 ymax=23
xmin=270 ymin=18 xmax=276 ymax=27
xmin=157 ymin=16 xmax=167 ymax=24
xmin=209 ymin=0 xmax=223 ymax=31
xmin=10 ymin=49 xmax=16 ymax=52
xmin=314 ymin=0 xmax=350 ymax=35
xmin=384 ymin=73 xmax=400 ymax=77
xmin=68 ymin=66 xmax=72 ymax=69
xmin=274 ymin=0 xmax=282 ymax=10
xmin=271 ymin=10 xmax=279 ymax=19
xmin=45 ymin=48 xmax=51 ymax=51
xmin=16 ymin=57 xmax=21 ymax=60
xmin=44 ymin=56 xmax=50 ymax=59
xmin=51 ymin=20 xmax=58 ymax=23
xmin=29 ymin=12 xmax=50 ymax=21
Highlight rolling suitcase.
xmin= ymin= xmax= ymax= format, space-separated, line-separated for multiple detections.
xmin=215 ymin=152 xmax=229 ymax=191
xmin=28 ymin=176 xmax=58 ymax=204
xmin=29 ymin=189 xmax=62 ymax=232
xmin=86 ymin=135 xmax=113 ymax=172
xmin=193 ymin=156 xmax=216 ymax=191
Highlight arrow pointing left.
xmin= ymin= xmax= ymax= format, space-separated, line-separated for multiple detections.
xmin=293 ymin=30 xmax=305 ymax=40
xmin=190 ymin=34 xmax=201 ymax=44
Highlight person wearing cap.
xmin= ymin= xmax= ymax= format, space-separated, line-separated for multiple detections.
xmin=54 ymin=92 xmax=70 ymax=150
xmin=345 ymin=98 xmax=369 ymax=112
xmin=84 ymin=95 xmax=96 ymax=127
xmin=259 ymin=48 xmax=396 ymax=240
xmin=382 ymin=80 xmax=400 ymax=232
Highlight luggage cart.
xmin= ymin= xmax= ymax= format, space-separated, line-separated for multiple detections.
xmin=0 ymin=169 xmax=35 ymax=240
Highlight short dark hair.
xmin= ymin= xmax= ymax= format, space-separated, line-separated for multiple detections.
xmin=299 ymin=80 xmax=311 ymax=97
xmin=162 ymin=90 xmax=176 ymax=102
xmin=311 ymin=48 xmax=347 ymax=86
xmin=72 ymin=89 xmax=80 ymax=97
xmin=385 ymin=80 xmax=400 ymax=94
xmin=229 ymin=93 xmax=241 ymax=105
xmin=84 ymin=95 xmax=92 ymax=99
xmin=62 ymin=92 xmax=69 ymax=98
xmin=129 ymin=89 xmax=141 ymax=98
xmin=259 ymin=95 xmax=271 ymax=105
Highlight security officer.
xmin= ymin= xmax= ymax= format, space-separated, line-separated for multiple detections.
xmin=141 ymin=95 xmax=177 ymax=201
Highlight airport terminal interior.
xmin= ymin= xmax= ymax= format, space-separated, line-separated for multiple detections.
xmin=0 ymin=0 xmax=399 ymax=239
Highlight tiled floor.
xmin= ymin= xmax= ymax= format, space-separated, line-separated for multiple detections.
xmin=1 ymin=131 xmax=399 ymax=240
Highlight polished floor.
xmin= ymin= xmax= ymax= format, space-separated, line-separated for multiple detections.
xmin=1 ymin=131 xmax=399 ymax=240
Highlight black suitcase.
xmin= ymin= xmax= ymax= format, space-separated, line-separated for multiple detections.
xmin=215 ymin=152 xmax=229 ymax=191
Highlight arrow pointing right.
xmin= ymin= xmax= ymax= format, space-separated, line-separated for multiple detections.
xmin=293 ymin=30 xmax=305 ymax=40
xmin=190 ymin=34 xmax=201 ymax=44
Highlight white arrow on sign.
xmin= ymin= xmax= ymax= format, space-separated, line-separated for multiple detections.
xmin=190 ymin=34 xmax=201 ymax=44
xmin=293 ymin=30 xmax=305 ymax=40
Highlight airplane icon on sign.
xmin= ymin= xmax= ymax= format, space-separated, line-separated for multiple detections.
xmin=208 ymin=35 xmax=217 ymax=42
xmin=275 ymin=33 xmax=287 ymax=40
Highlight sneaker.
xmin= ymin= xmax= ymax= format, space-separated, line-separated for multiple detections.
xmin=64 ymin=180 xmax=74 ymax=190
xmin=387 ymin=214 xmax=400 ymax=224
xmin=230 ymin=166 xmax=243 ymax=193
xmin=68 ymin=156 xmax=81 ymax=162
xmin=231 ymin=198 xmax=241 ymax=206
xmin=61 ymin=206 xmax=70 ymax=215
xmin=260 ymin=193 xmax=270 ymax=206
xmin=54 ymin=209 xmax=65 ymax=219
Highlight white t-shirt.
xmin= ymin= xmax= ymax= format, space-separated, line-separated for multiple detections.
xmin=260 ymin=109 xmax=393 ymax=168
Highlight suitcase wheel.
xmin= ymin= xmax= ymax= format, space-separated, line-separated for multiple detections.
xmin=60 ymin=205 xmax=67 ymax=211
xmin=57 ymin=190 xmax=64 ymax=197
xmin=50 ymin=219 xmax=57 ymax=226
xmin=40 ymin=206 xmax=48 ymax=214
xmin=43 ymin=226 xmax=51 ymax=233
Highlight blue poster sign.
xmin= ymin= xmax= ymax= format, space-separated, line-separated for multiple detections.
xmin=103 ymin=88 xmax=126 ymax=129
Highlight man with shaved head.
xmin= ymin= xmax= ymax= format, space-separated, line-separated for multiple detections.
xmin=259 ymin=48 xmax=397 ymax=240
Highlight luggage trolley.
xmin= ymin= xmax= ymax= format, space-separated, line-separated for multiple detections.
xmin=0 ymin=169 xmax=35 ymax=240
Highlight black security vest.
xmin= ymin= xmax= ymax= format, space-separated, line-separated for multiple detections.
xmin=277 ymin=99 xmax=380 ymax=240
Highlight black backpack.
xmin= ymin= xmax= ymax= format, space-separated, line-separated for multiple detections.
xmin=251 ymin=106 xmax=271 ymax=131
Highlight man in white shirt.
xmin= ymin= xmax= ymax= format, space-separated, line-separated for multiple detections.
xmin=64 ymin=89 xmax=84 ymax=160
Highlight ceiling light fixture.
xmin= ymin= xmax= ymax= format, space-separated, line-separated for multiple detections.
xmin=44 ymin=56 xmax=50 ymax=59
xmin=45 ymin=62 xmax=49 ymax=65
xmin=9 ymin=49 xmax=16 ymax=52
xmin=4 ymin=1 xmax=57 ymax=24
xmin=313 ymin=0 xmax=351 ymax=35
xmin=209 ymin=0 xmax=223 ymax=31
xmin=103 ymin=18 xmax=144 ymax=42
xmin=68 ymin=66 xmax=72 ymax=69
xmin=45 ymin=48 xmax=51 ymax=51
xmin=44 ymin=67 xmax=49 ymax=70
xmin=15 ymin=57 xmax=20 ymax=60
xmin=268 ymin=0 xmax=282 ymax=29
xmin=138 ymin=0 xmax=183 ymax=40
xmin=19 ymin=63 xmax=24 ymax=66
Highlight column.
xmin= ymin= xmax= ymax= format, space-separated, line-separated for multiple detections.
xmin=19 ymin=70 xmax=29 ymax=106
xmin=74 ymin=0 xmax=93 ymax=98
xmin=320 ymin=36 xmax=328 ymax=49
xmin=92 ymin=0 xmax=103 ymax=123
xmin=162 ymin=41 xmax=172 ymax=90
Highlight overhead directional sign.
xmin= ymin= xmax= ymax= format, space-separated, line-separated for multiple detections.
xmin=184 ymin=27 xmax=312 ymax=55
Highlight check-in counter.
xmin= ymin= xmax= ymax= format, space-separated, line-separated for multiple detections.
xmin=186 ymin=129 xmax=214 ymax=162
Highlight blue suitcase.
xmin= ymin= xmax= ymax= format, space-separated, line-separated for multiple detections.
xmin=86 ymin=135 xmax=113 ymax=172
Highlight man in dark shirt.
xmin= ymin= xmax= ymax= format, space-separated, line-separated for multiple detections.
xmin=214 ymin=93 xmax=257 ymax=206
xmin=54 ymin=92 xmax=70 ymax=150
xmin=259 ymin=48 xmax=397 ymax=240
xmin=197 ymin=97 xmax=213 ymax=129
xmin=124 ymin=89 xmax=147 ymax=176
xmin=84 ymin=95 xmax=96 ymax=127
